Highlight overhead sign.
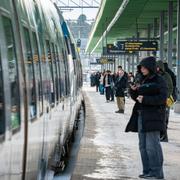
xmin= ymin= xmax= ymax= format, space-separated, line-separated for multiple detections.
xmin=117 ymin=41 xmax=158 ymax=51
xmin=105 ymin=45 xmax=136 ymax=55
xmin=99 ymin=57 xmax=115 ymax=64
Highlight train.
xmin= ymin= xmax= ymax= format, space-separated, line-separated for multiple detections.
xmin=0 ymin=0 xmax=84 ymax=179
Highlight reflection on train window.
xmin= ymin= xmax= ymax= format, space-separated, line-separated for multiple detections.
xmin=51 ymin=43 xmax=59 ymax=102
xmin=55 ymin=45 xmax=62 ymax=98
xmin=63 ymin=50 xmax=70 ymax=96
xmin=2 ymin=16 xmax=20 ymax=130
xmin=39 ymin=37 xmax=48 ymax=101
xmin=59 ymin=50 xmax=65 ymax=97
xmin=23 ymin=27 xmax=37 ymax=119
xmin=0 ymin=55 xmax=5 ymax=134
xmin=32 ymin=32 xmax=43 ymax=114
xmin=46 ymin=40 xmax=55 ymax=105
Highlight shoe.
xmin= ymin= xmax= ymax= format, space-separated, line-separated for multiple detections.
xmin=160 ymin=137 xmax=168 ymax=142
xmin=106 ymin=100 xmax=110 ymax=103
xmin=115 ymin=110 xmax=120 ymax=113
xmin=160 ymin=134 xmax=168 ymax=142
xmin=143 ymin=174 xmax=164 ymax=179
xmin=139 ymin=174 xmax=149 ymax=178
xmin=119 ymin=109 xmax=124 ymax=113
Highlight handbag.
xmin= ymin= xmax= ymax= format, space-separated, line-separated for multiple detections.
xmin=166 ymin=95 xmax=174 ymax=107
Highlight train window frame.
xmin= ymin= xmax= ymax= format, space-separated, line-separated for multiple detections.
xmin=59 ymin=49 xmax=66 ymax=98
xmin=2 ymin=15 xmax=21 ymax=133
xmin=45 ymin=40 xmax=55 ymax=107
xmin=22 ymin=26 xmax=37 ymax=120
xmin=64 ymin=50 xmax=70 ymax=96
xmin=0 ymin=50 xmax=5 ymax=141
xmin=32 ymin=32 xmax=43 ymax=116
xmin=62 ymin=49 xmax=69 ymax=96
xmin=55 ymin=45 xmax=62 ymax=100
xmin=51 ymin=43 xmax=59 ymax=103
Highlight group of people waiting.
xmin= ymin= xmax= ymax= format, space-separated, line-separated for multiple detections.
xmin=91 ymin=56 xmax=177 ymax=180
xmin=91 ymin=66 xmax=132 ymax=114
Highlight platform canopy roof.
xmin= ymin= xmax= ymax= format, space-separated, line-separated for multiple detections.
xmin=86 ymin=0 xmax=177 ymax=53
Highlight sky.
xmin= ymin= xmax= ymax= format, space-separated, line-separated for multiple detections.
xmin=55 ymin=0 xmax=101 ymax=20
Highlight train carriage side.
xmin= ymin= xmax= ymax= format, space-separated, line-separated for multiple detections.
xmin=56 ymin=11 xmax=84 ymax=137
xmin=0 ymin=0 xmax=27 ymax=179
xmin=0 ymin=0 xmax=84 ymax=179
xmin=19 ymin=0 xmax=74 ymax=179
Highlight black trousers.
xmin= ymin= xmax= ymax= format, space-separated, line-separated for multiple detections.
xmin=110 ymin=87 xmax=114 ymax=101
xmin=105 ymin=86 xmax=111 ymax=100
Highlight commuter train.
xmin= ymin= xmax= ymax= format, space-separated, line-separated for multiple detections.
xmin=0 ymin=0 xmax=84 ymax=179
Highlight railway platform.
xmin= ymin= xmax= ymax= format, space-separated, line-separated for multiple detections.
xmin=71 ymin=85 xmax=180 ymax=180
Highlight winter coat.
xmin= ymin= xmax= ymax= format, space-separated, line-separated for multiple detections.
xmin=156 ymin=60 xmax=173 ymax=97
xmin=164 ymin=62 xmax=177 ymax=100
xmin=103 ymin=74 xmax=113 ymax=87
xmin=125 ymin=73 xmax=167 ymax=133
xmin=95 ymin=73 xmax=101 ymax=86
xmin=114 ymin=74 xmax=127 ymax=97
xmin=164 ymin=62 xmax=176 ymax=87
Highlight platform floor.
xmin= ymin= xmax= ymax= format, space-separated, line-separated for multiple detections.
xmin=71 ymin=86 xmax=180 ymax=180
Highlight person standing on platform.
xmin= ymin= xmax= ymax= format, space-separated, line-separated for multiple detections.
xmin=99 ymin=72 xmax=105 ymax=95
xmin=90 ymin=73 xmax=96 ymax=87
xmin=114 ymin=66 xmax=127 ymax=113
xmin=164 ymin=62 xmax=177 ymax=101
xmin=110 ymin=72 xmax=115 ymax=101
xmin=156 ymin=60 xmax=173 ymax=142
xmin=103 ymin=70 xmax=112 ymax=103
xmin=125 ymin=56 xmax=167 ymax=179
xmin=95 ymin=72 xmax=100 ymax=92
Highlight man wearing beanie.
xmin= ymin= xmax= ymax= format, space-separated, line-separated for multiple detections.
xmin=125 ymin=56 xmax=167 ymax=179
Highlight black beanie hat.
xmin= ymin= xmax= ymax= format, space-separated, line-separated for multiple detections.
xmin=140 ymin=56 xmax=156 ymax=73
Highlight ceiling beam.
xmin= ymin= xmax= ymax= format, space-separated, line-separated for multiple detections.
xmin=87 ymin=0 xmax=130 ymax=54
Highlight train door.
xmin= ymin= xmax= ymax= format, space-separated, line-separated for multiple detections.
xmin=0 ymin=6 xmax=25 ymax=179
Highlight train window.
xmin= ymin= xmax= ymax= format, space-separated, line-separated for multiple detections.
xmin=51 ymin=43 xmax=59 ymax=102
xmin=46 ymin=40 xmax=55 ymax=105
xmin=63 ymin=50 xmax=70 ymax=96
xmin=64 ymin=37 xmax=70 ymax=55
xmin=39 ymin=37 xmax=48 ymax=102
xmin=59 ymin=50 xmax=65 ymax=97
xmin=2 ymin=16 xmax=20 ymax=130
xmin=32 ymin=32 xmax=43 ymax=115
xmin=55 ymin=45 xmax=62 ymax=97
xmin=23 ymin=27 xmax=37 ymax=119
xmin=0 ymin=53 xmax=5 ymax=135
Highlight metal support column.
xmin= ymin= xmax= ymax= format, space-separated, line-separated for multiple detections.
xmin=153 ymin=18 xmax=158 ymax=37
xmin=175 ymin=0 xmax=180 ymax=113
xmin=120 ymin=55 xmax=122 ymax=66
xmin=136 ymin=33 xmax=140 ymax=64
xmin=136 ymin=19 xmax=140 ymax=64
xmin=114 ymin=56 xmax=116 ymax=73
xmin=160 ymin=11 xmax=164 ymax=61
xmin=127 ymin=57 xmax=130 ymax=72
xmin=147 ymin=24 xmax=151 ymax=56
xmin=168 ymin=1 xmax=173 ymax=68
xmin=132 ymin=55 xmax=135 ymax=74
xmin=118 ymin=56 xmax=121 ymax=66
xmin=124 ymin=55 xmax=126 ymax=71
xmin=153 ymin=18 xmax=158 ymax=57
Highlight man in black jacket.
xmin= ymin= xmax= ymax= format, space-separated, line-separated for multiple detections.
xmin=103 ymin=70 xmax=113 ymax=102
xmin=114 ymin=66 xmax=127 ymax=113
xmin=125 ymin=56 xmax=167 ymax=179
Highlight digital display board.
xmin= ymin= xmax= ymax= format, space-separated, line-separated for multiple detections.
xmin=117 ymin=41 xmax=158 ymax=51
